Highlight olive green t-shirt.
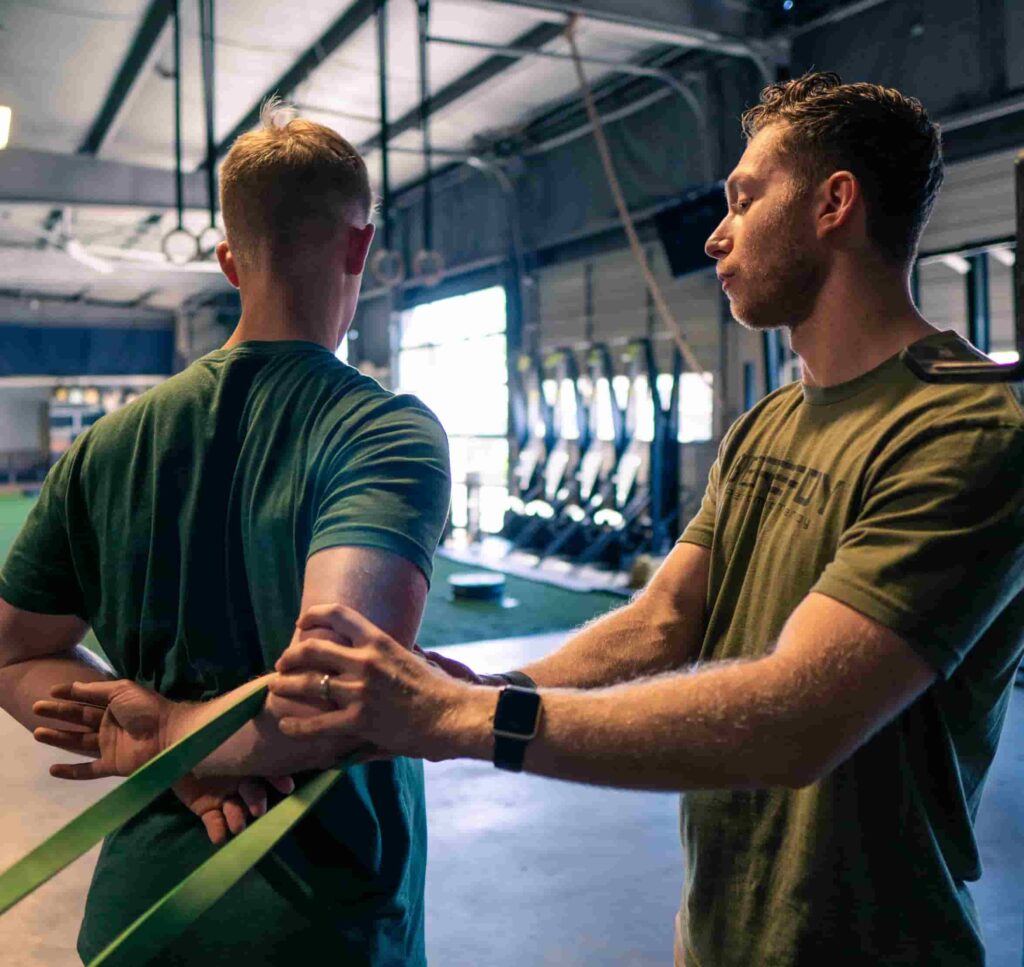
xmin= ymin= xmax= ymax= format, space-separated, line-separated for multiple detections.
xmin=676 ymin=331 xmax=1024 ymax=966
xmin=0 ymin=340 xmax=452 ymax=966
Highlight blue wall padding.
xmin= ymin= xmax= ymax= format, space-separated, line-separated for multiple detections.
xmin=0 ymin=325 xmax=174 ymax=376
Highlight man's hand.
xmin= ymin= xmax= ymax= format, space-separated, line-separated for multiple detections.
xmin=32 ymin=679 xmax=170 ymax=779
xmin=269 ymin=604 xmax=490 ymax=762
xmin=170 ymin=773 xmax=295 ymax=846
xmin=32 ymin=679 xmax=296 ymax=845
xmin=412 ymin=644 xmax=485 ymax=684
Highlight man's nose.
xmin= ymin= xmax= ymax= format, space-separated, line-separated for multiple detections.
xmin=705 ymin=233 xmax=729 ymax=261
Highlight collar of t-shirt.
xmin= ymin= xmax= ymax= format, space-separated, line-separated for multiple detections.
xmin=801 ymin=330 xmax=963 ymax=407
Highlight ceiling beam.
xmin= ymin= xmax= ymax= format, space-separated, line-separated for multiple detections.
xmin=358 ymin=21 xmax=566 ymax=155
xmin=214 ymin=0 xmax=378 ymax=160
xmin=79 ymin=0 xmax=173 ymax=156
xmin=0 ymin=148 xmax=209 ymax=209
xmin=485 ymin=0 xmax=771 ymax=58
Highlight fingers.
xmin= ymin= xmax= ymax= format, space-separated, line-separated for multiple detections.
xmin=49 ymin=759 xmax=115 ymax=780
xmin=222 ymin=797 xmax=248 ymax=836
xmin=237 ymin=779 xmax=267 ymax=818
xmin=49 ymin=680 xmax=128 ymax=707
xmin=277 ymin=708 xmax=357 ymax=739
xmin=33 ymin=727 xmax=100 ymax=758
xmin=295 ymin=604 xmax=381 ymax=644
xmin=275 ymin=639 xmax=365 ymax=676
xmin=270 ymin=672 xmax=363 ymax=708
xmin=419 ymin=651 xmax=479 ymax=682
xmin=201 ymin=810 xmax=228 ymax=847
xmin=32 ymin=700 xmax=105 ymax=731
xmin=266 ymin=776 xmax=295 ymax=795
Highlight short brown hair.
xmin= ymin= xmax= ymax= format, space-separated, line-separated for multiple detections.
xmin=219 ymin=97 xmax=374 ymax=269
xmin=741 ymin=71 xmax=944 ymax=268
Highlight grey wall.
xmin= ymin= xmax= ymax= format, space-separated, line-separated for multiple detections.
xmin=0 ymin=387 xmax=48 ymax=453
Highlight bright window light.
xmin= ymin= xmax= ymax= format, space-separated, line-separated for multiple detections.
xmin=0 ymin=106 xmax=10 ymax=150
xmin=988 ymin=350 xmax=1020 ymax=365
xmin=336 ymin=336 xmax=348 ymax=363
xmin=396 ymin=286 xmax=509 ymax=533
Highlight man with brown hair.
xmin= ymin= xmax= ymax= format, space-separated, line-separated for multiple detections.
xmin=0 ymin=100 xmax=450 ymax=964
xmin=246 ymin=72 xmax=1024 ymax=964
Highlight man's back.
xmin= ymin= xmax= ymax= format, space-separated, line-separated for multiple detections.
xmin=0 ymin=339 xmax=451 ymax=965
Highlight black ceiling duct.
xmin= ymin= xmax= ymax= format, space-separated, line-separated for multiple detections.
xmin=653 ymin=183 xmax=727 ymax=278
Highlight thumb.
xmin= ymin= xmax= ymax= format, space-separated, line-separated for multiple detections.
xmin=50 ymin=680 xmax=129 ymax=707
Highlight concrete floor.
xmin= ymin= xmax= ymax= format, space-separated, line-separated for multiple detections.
xmin=0 ymin=631 xmax=1020 ymax=966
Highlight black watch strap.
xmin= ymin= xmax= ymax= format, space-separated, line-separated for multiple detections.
xmin=493 ymin=733 xmax=529 ymax=772
xmin=495 ymin=670 xmax=537 ymax=690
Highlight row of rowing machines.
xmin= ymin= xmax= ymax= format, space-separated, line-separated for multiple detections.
xmin=502 ymin=337 xmax=695 ymax=572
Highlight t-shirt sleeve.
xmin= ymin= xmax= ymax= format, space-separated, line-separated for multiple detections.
xmin=811 ymin=425 xmax=1024 ymax=679
xmin=308 ymin=397 xmax=452 ymax=586
xmin=678 ymin=455 xmax=720 ymax=549
xmin=0 ymin=449 xmax=87 ymax=617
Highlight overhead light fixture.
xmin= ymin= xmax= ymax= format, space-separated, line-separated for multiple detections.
xmin=989 ymin=246 xmax=1016 ymax=268
xmin=940 ymin=254 xmax=971 ymax=275
xmin=0 ymin=106 xmax=11 ymax=150
xmin=66 ymin=239 xmax=114 ymax=274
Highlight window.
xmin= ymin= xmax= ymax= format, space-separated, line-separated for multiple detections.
xmin=675 ymin=373 xmax=714 ymax=443
xmin=396 ymin=286 xmax=508 ymax=534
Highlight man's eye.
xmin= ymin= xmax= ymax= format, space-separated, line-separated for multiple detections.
xmin=734 ymin=199 xmax=751 ymax=213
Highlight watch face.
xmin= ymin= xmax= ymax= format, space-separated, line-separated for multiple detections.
xmin=496 ymin=687 xmax=541 ymax=735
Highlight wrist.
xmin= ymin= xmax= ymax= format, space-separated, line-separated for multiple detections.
xmin=160 ymin=698 xmax=196 ymax=752
xmin=433 ymin=685 xmax=499 ymax=761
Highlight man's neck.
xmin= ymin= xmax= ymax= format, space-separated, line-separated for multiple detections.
xmin=222 ymin=278 xmax=344 ymax=353
xmin=791 ymin=262 xmax=940 ymax=388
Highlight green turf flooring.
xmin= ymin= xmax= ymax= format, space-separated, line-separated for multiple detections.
xmin=420 ymin=555 xmax=622 ymax=649
xmin=0 ymin=495 xmax=623 ymax=651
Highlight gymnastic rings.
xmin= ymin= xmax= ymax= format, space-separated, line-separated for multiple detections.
xmin=369 ymin=249 xmax=406 ymax=288
xmin=196 ymin=225 xmax=224 ymax=260
xmin=413 ymin=249 xmax=445 ymax=288
xmin=161 ymin=227 xmax=200 ymax=266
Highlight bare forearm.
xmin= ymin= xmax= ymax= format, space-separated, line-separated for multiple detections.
xmin=0 ymin=646 xmax=114 ymax=733
xmin=167 ymin=675 xmax=345 ymax=778
xmin=446 ymin=657 xmax=815 ymax=792
xmin=518 ymin=598 xmax=700 ymax=689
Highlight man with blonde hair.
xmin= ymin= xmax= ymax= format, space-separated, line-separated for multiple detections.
xmin=0 ymin=100 xmax=450 ymax=965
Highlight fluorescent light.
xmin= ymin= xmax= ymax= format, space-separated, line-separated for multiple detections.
xmin=66 ymin=239 xmax=114 ymax=274
xmin=989 ymin=246 xmax=1016 ymax=268
xmin=940 ymin=254 xmax=971 ymax=275
xmin=0 ymin=106 xmax=10 ymax=150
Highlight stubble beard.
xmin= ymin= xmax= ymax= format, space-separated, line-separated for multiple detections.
xmin=730 ymin=208 xmax=828 ymax=336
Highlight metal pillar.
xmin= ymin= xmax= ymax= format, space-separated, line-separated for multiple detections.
xmin=966 ymin=252 xmax=991 ymax=353
xmin=762 ymin=329 xmax=782 ymax=395
xmin=742 ymin=362 xmax=756 ymax=412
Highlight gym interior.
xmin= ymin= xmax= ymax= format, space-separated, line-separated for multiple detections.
xmin=1 ymin=0 xmax=1023 ymax=964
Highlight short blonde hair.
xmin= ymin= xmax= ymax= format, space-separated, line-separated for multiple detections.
xmin=219 ymin=97 xmax=374 ymax=269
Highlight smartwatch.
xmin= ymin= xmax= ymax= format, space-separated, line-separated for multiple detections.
xmin=492 ymin=685 xmax=542 ymax=772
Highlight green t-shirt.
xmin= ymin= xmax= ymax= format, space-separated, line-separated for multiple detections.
xmin=676 ymin=331 xmax=1024 ymax=966
xmin=0 ymin=340 xmax=452 ymax=966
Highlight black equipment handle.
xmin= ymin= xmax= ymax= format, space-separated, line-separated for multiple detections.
xmin=903 ymin=151 xmax=1024 ymax=382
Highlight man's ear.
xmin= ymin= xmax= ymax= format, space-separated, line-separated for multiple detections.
xmin=216 ymin=240 xmax=241 ymax=288
xmin=344 ymin=223 xmax=376 ymax=276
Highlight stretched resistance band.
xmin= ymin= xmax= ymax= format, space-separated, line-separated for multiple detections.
xmin=90 ymin=763 xmax=349 ymax=966
xmin=0 ymin=683 xmax=268 ymax=916
xmin=0 ymin=682 xmax=349 ymax=965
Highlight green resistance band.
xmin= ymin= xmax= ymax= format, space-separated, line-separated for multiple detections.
xmin=89 ymin=762 xmax=351 ymax=967
xmin=0 ymin=682 xmax=267 ymax=915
